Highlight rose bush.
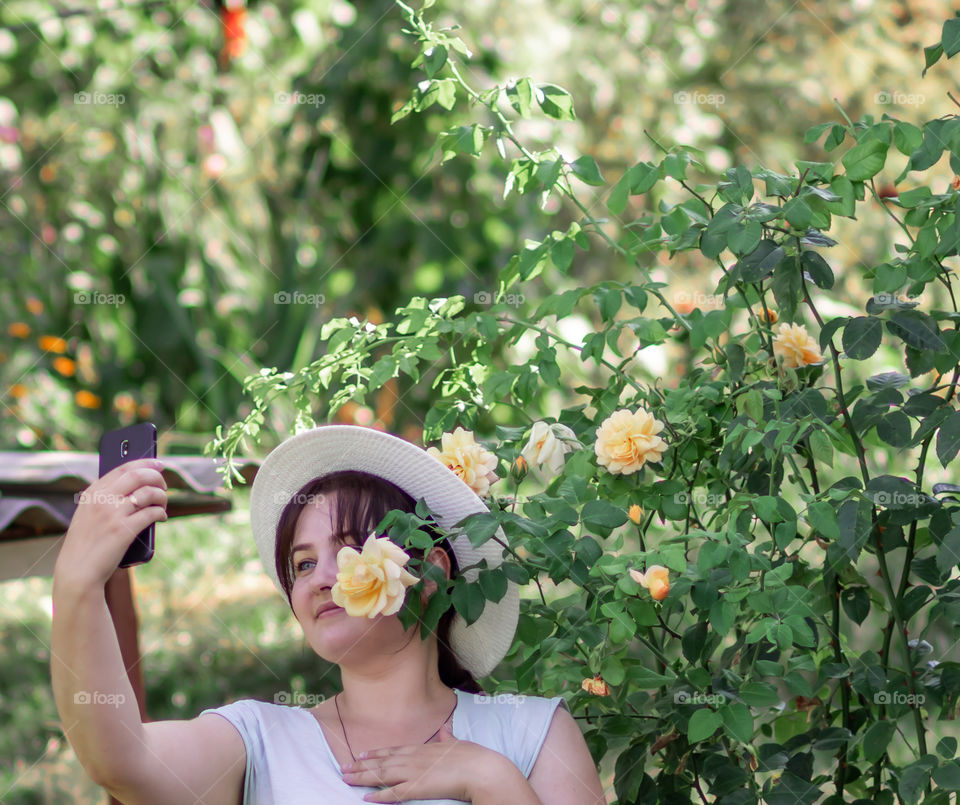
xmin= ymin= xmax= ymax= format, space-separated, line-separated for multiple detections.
xmin=208 ymin=4 xmax=960 ymax=802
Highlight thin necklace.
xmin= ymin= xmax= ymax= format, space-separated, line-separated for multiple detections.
xmin=334 ymin=690 xmax=458 ymax=763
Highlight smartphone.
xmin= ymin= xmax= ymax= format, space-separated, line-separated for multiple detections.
xmin=98 ymin=422 xmax=158 ymax=568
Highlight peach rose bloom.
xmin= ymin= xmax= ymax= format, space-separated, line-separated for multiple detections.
xmin=630 ymin=565 xmax=670 ymax=601
xmin=772 ymin=322 xmax=823 ymax=368
xmin=331 ymin=532 xmax=419 ymax=618
xmin=521 ymin=421 xmax=581 ymax=477
xmin=427 ymin=427 xmax=499 ymax=497
xmin=594 ymin=408 xmax=668 ymax=475
xmin=581 ymin=676 xmax=610 ymax=696
xmin=628 ymin=504 xmax=643 ymax=524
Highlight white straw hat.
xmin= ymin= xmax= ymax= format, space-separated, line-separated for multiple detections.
xmin=249 ymin=424 xmax=519 ymax=679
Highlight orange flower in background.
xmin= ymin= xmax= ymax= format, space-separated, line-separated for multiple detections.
xmin=630 ymin=565 xmax=670 ymax=601
xmin=581 ymin=675 xmax=610 ymax=696
xmin=219 ymin=2 xmax=248 ymax=66
xmin=628 ymin=504 xmax=644 ymax=524
xmin=8 ymin=322 xmax=30 ymax=338
xmin=39 ymin=335 xmax=67 ymax=353
xmin=772 ymin=323 xmax=823 ymax=369
xmin=8 ymin=384 xmax=27 ymax=399
xmin=595 ymin=408 xmax=668 ymax=475
xmin=26 ymin=297 xmax=43 ymax=315
xmin=75 ymin=390 xmax=101 ymax=409
xmin=52 ymin=357 xmax=75 ymax=377
xmin=114 ymin=393 xmax=137 ymax=415
xmin=758 ymin=307 xmax=778 ymax=324
xmin=427 ymin=427 xmax=499 ymax=497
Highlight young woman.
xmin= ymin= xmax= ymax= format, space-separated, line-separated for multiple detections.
xmin=51 ymin=424 xmax=605 ymax=804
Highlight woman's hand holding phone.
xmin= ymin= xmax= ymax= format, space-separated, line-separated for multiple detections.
xmin=55 ymin=459 xmax=168 ymax=591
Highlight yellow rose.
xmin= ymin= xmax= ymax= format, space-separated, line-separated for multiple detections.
xmin=772 ymin=322 xmax=823 ymax=369
xmin=426 ymin=426 xmax=499 ymax=497
xmin=520 ymin=421 xmax=581 ymax=477
xmin=628 ymin=504 xmax=644 ymax=525
xmin=629 ymin=565 xmax=670 ymax=601
xmin=594 ymin=408 xmax=668 ymax=475
xmin=331 ymin=532 xmax=419 ymax=618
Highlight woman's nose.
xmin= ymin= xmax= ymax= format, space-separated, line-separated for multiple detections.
xmin=307 ymin=548 xmax=340 ymax=589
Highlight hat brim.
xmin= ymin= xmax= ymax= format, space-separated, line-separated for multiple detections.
xmin=249 ymin=424 xmax=518 ymax=679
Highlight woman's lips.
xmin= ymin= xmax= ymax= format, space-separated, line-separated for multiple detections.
xmin=316 ymin=607 xmax=343 ymax=619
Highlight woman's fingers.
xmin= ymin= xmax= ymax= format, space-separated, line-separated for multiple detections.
xmin=114 ymin=463 xmax=167 ymax=498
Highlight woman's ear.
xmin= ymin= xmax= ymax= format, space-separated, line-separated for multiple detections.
xmin=419 ymin=546 xmax=452 ymax=602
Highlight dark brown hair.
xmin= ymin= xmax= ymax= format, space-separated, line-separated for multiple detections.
xmin=274 ymin=470 xmax=484 ymax=693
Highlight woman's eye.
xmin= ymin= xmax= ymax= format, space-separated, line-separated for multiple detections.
xmin=295 ymin=559 xmax=315 ymax=573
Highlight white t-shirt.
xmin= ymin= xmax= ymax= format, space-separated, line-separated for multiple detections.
xmin=199 ymin=687 xmax=569 ymax=804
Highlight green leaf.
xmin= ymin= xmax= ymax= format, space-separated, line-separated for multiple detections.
xmin=582 ymin=499 xmax=629 ymax=531
xmin=738 ymin=681 xmax=780 ymax=707
xmin=736 ymin=239 xmax=785 ymax=282
xmin=840 ymin=586 xmax=870 ymax=625
xmin=887 ymin=310 xmax=946 ymax=351
xmin=803 ymin=122 xmax=833 ymax=145
xmin=569 ymin=155 xmax=605 ymax=186
xmin=877 ymin=411 xmax=912 ymax=448
xmin=800 ymin=251 xmax=835 ymax=289
xmin=728 ymin=221 xmax=762 ymax=256
xmin=937 ymin=411 xmax=960 ymax=468
xmin=894 ymin=122 xmax=923 ymax=156
xmin=944 ymin=17 xmax=960 ymax=57
xmin=688 ymin=708 xmax=722 ymax=742
xmin=478 ymin=567 xmax=508 ymax=603
xmin=721 ymin=703 xmax=754 ymax=743
xmin=421 ymin=45 xmax=448 ymax=78
xmin=607 ymin=162 xmax=658 ymax=215
xmin=451 ymin=579 xmax=486 ymax=625
xmin=842 ymin=139 xmax=888 ymax=181
xmin=842 ymin=316 xmax=883 ymax=360
xmin=536 ymin=83 xmax=575 ymax=120
xmin=506 ymin=78 xmax=534 ymax=117
xmin=933 ymin=761 xmax=960 ymax=790
xmin=782 ymin=197 xmax=813 ymax=229
xmin=808 ymin=429 xmax=833 ymax=468
xmin=771 ymin=255 xmax=802 ymax=320
xmin=924 ymin=43 xmax=944 ymax=76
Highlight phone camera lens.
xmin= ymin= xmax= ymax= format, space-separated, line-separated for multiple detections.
xmin=120 ymin=440 xmax=129 ymax=457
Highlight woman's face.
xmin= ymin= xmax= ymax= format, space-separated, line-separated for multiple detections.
xmin=288 ymin=494 xmax=416 ymax=664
